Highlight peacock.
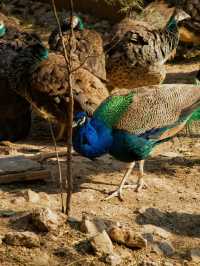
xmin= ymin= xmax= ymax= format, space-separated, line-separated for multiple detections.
xmin=105 ymin=8 xmax=190 ymax=91
xmin=48 ymin=15 xmax=107 ymax=83
xmin=73 ymin=84 xmax=200 ymax=200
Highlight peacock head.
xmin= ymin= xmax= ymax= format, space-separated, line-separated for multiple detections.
xmin=30 ymin=42 xmax=49 ymax=60
xmin=0 ymin=20 xmax=6 ymax=37
xmin=62 ymin=15 xmax=84 ymax=31
xmin=73 ymin=112 xmax=88 ymax=128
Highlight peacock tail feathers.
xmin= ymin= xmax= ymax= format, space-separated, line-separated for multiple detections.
xmin=94 ymin=92 xmax=134 ymax=127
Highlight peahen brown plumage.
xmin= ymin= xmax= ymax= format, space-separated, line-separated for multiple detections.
xmin=105 ymin=8 xmax=190 ymax=91
xmin=73 ymin=84 xmax=200 ymax=200
xmin=0 ymin=16 xmax=42 ymax=141
xmin=48 ymin=15 xmax=106 ymax=82
xmin=8 ymin=44 xmax=109 ymax=139
xmin=163 ymin=0 xmax=200 ymax=44
xmin=48 ymin=15 xmax=109 ymax=138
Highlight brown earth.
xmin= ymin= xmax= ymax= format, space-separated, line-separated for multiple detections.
xmin=0 ymin=2 xmax=200 ymax=265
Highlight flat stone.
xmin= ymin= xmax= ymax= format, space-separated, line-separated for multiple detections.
xmin=108 ymin=226 xmax=147 ymax=249
xmin=0 ymin=156 xmax=42 ymax=175
xmin=3 ymin=231 xmax=40 ymax=248
xmin=141 ymin=224 xmax=171 ymax=239
xmin=10 ymin=196 xmax=26 ymax=205
xmin=104 ymin=252 xmax=122 ymax=266
xmin=23 ymin=189 xmax=40 ymax=203
xmin=81 ymin=214 xmax=113 ymax=256
xmin=150 ymin=241 xmax=174 ymax=257
xmin=31 ymin=250 xmax=51 ymax=266
xmin=31 ymin=207 xmax=64 ymax=232
xmin=189 ymin=248 xmax=200 ymax=262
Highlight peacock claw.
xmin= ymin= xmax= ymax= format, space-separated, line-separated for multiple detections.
xmin=135 ymin=180 xmax=148 ymax=192
xmin=104 ymin=189 xmax=124 ymax=201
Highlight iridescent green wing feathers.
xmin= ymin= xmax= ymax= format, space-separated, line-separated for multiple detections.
xmin=93 ymin=92 xmax=134 ymax=127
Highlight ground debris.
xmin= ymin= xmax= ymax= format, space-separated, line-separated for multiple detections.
xmin=3 ymin=231 xmax=40 ymax=247
xmin=80 ymin=213 xmax=113 ymax=256
xmin=22 ymin=189 xmax=40 ymax=203
xmin=189 ymin=248 xmax=200 ymax=262
xmin=30 ymin=207 xmax=65 ymax=232
xmin=108 ymin=225 xmax=147 ymax=249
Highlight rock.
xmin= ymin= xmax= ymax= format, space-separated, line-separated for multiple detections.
xmin=10 ymin=197 xmax=26 ymax=205
xmin=81 ymin=214 xmax=113 ymax=256
xmin=104 ymin=253 xmax=122 ymax=266
xmin=189 ymin=248 xmax=200 ymax=262
xmin=31 ymin=250 xmax=51 ymax=266
xmin=141 ymin=224 xmax=171 ymax=240
xmin=160 ymin=151 xmax=182 ymax=158
xmin=39 ymin=192 xmax=50 ymax=203
xmin=3 ymin=231 xmax=40 ymax=248
xmin=23 ymin=189 xmax=40 ymax=203
xmin=150 ymin=241 xmax=174 ymax=257
xmin=140 ymin=261 xmax=158 ymax=266
xmin=163 ymin=262 xmax=174 ymax=266
xmin=31 ymin=207 xmax=64 ymax=232
xmin=108 ymin=226 xmax=147 ymax=249
xmin=158 ymin=241 xmax=175 ymax=256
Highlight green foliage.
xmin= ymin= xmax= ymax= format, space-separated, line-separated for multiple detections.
xmin=104 ymin=0 xmax=144 ymax=13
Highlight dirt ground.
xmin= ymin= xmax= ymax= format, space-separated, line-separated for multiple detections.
xmin=0 ymin=1 xmax=200 ymax=265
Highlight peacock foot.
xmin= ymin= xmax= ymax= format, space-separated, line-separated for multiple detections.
xmin=135 ymin=178 xmax=148 ymax=193
xmin=104 ymin=184 xmax=138 ymax=201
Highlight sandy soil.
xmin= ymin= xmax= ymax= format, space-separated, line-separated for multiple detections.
xmin=0 ymin=2 xmax=200 ymax=265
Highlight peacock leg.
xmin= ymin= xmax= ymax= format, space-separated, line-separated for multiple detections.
xmin=135 ymin=160 xmax=148 ymax=192
xmin=105 ymin=161 xmax=136 ymax=201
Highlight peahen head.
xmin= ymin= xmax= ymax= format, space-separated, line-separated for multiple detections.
xmin=0 ymin=20 xmax=6 ymax=37
xmin=73 ymin=112 xmax=88 ymax=128
xmin=62 ymin=15 xmax=84 ymax=32
xmin=167 ymin=9 xmax=190 ymax=32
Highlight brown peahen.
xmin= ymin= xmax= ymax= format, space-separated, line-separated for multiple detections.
xmin=48 ymin=15 xmax=107 ymax=83
xmin=162 ymin=0 xmax=200 ymax=45
xmin=48 ymin=15 xmax=109 ymax=138
xmin=0 ymin=15 xmax=42 ymax=141
xmin=8 ymin=44 xmax=109 ymax=139
xmin=105 ymin=8 xmax=190 ymax=91
xmin=73 ymin=84 xmax=200 ymax=200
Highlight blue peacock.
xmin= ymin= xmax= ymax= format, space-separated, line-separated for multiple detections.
xmin=73 ymin=84 xmax=200 ymax=200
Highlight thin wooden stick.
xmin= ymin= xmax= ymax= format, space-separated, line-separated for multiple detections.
xmin=65 ymin=0 xmax=75 ymax=216
xmin=48 ymin=120 xmax=64 ymax=213
xmin=51 ymin=0 xmax=74 ymax=215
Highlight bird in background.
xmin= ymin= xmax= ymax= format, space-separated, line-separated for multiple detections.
xmin=105 ymin=8 xmax=190 ymax=91
xmin=48 ymin=15 xmax=106 ymax=83
xmin=0 ymin=17 xmax=42 ymax=141
xmin=73 ymin=83 xmax=200 ymax=200
xmin=0 ymin=20 xmax=5 ymax=37
xmin=48 ymin=15 xmax=108 ymax=139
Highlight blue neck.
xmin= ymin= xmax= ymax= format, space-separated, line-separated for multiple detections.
xmin=73 ymin=117 xmax=113 ymax=159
